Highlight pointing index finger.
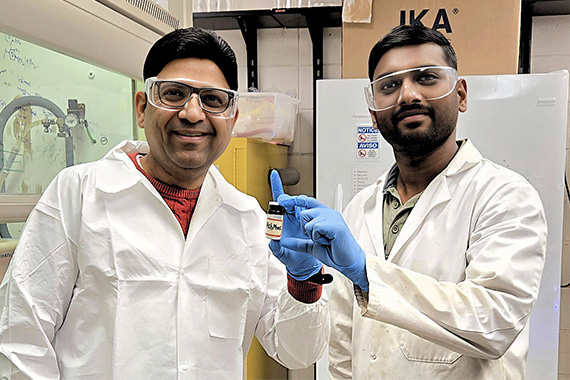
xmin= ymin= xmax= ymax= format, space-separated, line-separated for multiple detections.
xmin=270 ymin=170 xmax=284 ymax=201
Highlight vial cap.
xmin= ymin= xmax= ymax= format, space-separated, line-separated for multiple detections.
xmin=268 ymin=201 xmax=285 ymax=215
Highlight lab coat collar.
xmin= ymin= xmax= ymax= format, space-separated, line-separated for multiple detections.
xmin=95 ymin=140 xmax=148 ymax=193
xmin=95 ymin=140 xmax=258 ymax=212
xmin=443 ymin=139 xmax=482 ymax=177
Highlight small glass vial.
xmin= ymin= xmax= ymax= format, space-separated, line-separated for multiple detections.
xmin=266 ymin=201 xmax=285 ymax=240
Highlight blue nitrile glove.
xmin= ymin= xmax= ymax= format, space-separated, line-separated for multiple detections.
xmin=278 ymin=196 xmax=369 ymax=292
xmin=268 ymin=170 xmax=322 ymax=281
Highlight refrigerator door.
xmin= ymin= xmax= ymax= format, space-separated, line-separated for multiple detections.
xmin=316 ymin=71 xmax=569 ymax=380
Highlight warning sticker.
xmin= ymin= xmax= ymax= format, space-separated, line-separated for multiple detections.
xmin=357 ymin=126 xmax=379 ymax=140
xmin=357 ymin=142 xmax=379 ymax=149
xmin=356 ymin=125 xmax=379 ymax=160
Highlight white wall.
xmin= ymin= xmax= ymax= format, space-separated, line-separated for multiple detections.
xmin=531 ymin=14 xmax=570 ymax=380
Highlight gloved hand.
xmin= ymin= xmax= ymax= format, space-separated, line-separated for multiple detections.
xmin=268 ymin=170 xmax=322 ymax=281
xmin=278 ymin=196 xmax=369 ymax=292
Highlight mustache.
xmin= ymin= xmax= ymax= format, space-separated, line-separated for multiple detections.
xmin=391 ymin=104 xmax=434 ymax=123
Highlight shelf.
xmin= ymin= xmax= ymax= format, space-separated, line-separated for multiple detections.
xmin=193 ymin=6 xmax=342 ymax=30
xmin=193 ymin=6 xmax=340 ymax=92
xmin=531 ymin=0 xmax=570 ymax=16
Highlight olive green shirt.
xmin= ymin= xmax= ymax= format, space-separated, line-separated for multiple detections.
xmin=382 ymin=165 xmax=423 ymax=259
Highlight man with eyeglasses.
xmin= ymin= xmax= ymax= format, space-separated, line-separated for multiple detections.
xmin=269 ymin=25 xmax=546 ymax=379
xmin=0 ymin=28 xmax=329 ymax=379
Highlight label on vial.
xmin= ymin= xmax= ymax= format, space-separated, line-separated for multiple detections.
xmin=266 ymin=215 xmax=284 ymax=240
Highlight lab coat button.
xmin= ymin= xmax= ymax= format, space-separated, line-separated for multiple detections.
xmin=371 ymin=353 xmax=377 ymax=360
xmin=392 ymin=200 xmax=400 ymax=209
xmin=180 ymin=365 xmax=188 ymax=371
xmin=391 ymin=225 xmax=400 ymax=234
xmin=179 ymin=269 xmax=185 ymax=277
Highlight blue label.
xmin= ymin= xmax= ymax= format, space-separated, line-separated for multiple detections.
xmin=357 ymin=126 xmax=378 ymax=134
xmin=357 ymin=142 xmax=379 ymax=149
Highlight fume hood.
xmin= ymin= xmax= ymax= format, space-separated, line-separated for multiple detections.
xmin=0 ymin=0 xmax=192 ymax=80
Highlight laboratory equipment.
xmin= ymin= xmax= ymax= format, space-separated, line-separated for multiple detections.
xmin=0 ymin=96 xmax=89 ymax=240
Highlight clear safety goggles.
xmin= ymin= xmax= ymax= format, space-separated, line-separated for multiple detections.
xmin=145 ymin=77 xmax=239 ymax=119
xmin=365 ymin=66 xmax=459 ymax=112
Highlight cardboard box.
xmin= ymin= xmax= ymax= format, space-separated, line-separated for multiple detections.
xmin=342 ymin=0 xmax=521 ymax=78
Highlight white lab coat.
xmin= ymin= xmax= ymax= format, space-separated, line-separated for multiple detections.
xmin=329 ymin=139 xmax=546 ymax=380
xmin=0 ymin=140 xmax=329 ymax=380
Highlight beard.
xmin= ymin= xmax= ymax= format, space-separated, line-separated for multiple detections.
xmin=374 ymin=103 xmax=458 ymax=159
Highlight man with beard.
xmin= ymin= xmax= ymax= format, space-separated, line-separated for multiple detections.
xmin=268 ymin=24 xmax=547 ymax=379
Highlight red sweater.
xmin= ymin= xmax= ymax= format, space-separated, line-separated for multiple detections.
xmin=127 ymin=153 xmax=322 ymax=303
xmin=128 ymin=152 xmax=199 ymax=236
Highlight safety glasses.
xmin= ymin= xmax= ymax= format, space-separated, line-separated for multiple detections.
xmin=145 ymin=77 xmax=238 ymax=118
xmin=365 ymin=66 xmax=459 ymax=112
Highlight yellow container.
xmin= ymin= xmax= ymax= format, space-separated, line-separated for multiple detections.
xmin=215 ymin=138 xmax=288 ymax=212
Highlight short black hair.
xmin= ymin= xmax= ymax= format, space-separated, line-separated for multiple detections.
xmin=368 ymin=24 xmax=457 ymax=80
xmin=143 ymin=27 xmax=238 ymax=91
